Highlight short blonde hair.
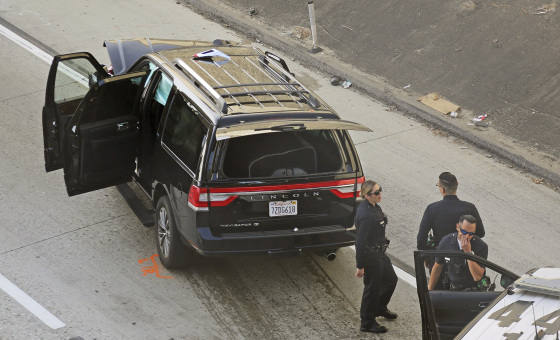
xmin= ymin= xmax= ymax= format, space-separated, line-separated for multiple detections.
xmin=360 ymin=180 xmax=378 ymax=199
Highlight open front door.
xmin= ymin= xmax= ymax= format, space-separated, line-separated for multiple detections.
xmin=43 ymin=52 xmax=109 ymax=172
xmin=63 ymin=71 xmax=147 ymax=196
xmin=414 ymin=251 xmax=519 ymax=340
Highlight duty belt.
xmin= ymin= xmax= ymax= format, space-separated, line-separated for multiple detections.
xmin=450 ymin=283 xmax=478 ymax=291
xmin=366 ymin=243 xmax=389 ymax=253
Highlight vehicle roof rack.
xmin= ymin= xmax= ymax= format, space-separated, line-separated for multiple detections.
xmin=172 ymin=47 xmax=322 ymax=114
xmin=257 ymin=53 xmax=321 ymax=109
xmin=174 ymin=58 xmax=229 ymax=114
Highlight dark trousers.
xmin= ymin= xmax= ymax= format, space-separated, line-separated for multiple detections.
xmin=360 ymin=253 xmax=398 ymax=325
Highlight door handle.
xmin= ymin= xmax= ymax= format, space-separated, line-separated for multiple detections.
xmin=479 ymin=301 xmax=491 ymax=308
xmin=117 ymin=122 xmax=129 ymax=131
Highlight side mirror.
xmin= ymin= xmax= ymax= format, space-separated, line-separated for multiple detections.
xmin=500 ymin=274 xmax=515 ymax=289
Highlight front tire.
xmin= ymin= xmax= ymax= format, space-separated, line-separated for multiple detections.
xmin=155 ymin=196 xmax=191 ymax=269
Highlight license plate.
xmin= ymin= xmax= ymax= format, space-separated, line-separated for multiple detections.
xmin=269 ymin=200 xmax=297 ymax=217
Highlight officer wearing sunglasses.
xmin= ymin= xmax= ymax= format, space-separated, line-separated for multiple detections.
xmin=428 ymin=215 xmax=488 ymax=291
xmin=354 ymin=180 xmax=398 ymax=333
xmin=417 ymin=172 xmax=486 ymax=289
xmin=417 ymin=172 xmax=485 ymax=252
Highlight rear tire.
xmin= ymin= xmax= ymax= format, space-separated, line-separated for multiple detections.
xmin=155 ymin=196 xmax=191 ymax=269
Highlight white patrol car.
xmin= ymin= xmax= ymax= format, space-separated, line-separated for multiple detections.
xmin=414 ymin=250 xmax=560 ymax=340
xmin=458 ymin=267 xmax=560 ymax=340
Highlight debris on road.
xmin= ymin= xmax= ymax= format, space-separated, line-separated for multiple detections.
xmin=461 ymin=146 xmax=468 ymax=149
xmin=472 ymin=113 xmax=491 ymax=126
xmin=330 ymin=76 xmax=341 ymax=86
xmin=291 ymin=27 xmax=311 ymax=40
xmin=329 ymin=76 xmax=352 ymax=89
xmin=383 ymin=105 xmax=398 ymax=112
xmin=430 ymin=127 xmax=449 ymax=137
xmin=474 ymin=120 xmax=490 ymax=127
xmin=248 ymin=7 xmax=258 ymax=16
xmin=533 ymin=178 xmax=546 ymax=184
xmin=450 ymin=111 xmax=459 ymax=118
xmin=473 ymin=114 xmax=488 ymax=122
xmin=417 ymin=92 xmax=461 ymax=115
xmin=403 ymin=84 xmax=411 ymax=89
xmin=534 ymin=3 xmax=556 ymax=14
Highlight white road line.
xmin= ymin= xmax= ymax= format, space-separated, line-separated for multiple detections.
xmin=1 ymin=23 xmax=89 ymax=88
xmin=0 ymin=23 xmax=65 ymax=330
xmin=0 ymin=23 xmax=52 ymax=64
xmin=0 ymin=273 xmax=65 ymax=329
xmin=350 ymin=246 xmax=417 ymax=288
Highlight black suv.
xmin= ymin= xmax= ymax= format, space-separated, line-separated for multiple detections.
xmin=42 ymin=38 xmax=371 ymax=268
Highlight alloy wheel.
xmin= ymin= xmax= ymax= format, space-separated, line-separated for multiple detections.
xmin=157 ymin=206 xmax=170 ymax=258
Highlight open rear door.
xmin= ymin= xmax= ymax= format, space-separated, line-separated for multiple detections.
xmin=62 ymin=71 xmax=146 ymax=196
xmin=43 ymin=52 xmax=108 ymax=172
xmin=215 ymin=118 xmax=372 ymax=141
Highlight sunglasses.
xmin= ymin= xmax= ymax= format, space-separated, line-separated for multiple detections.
xmin=368 ymin=186 xmax=382 ymax=196
xmin=459 ymin=227 xmax=475 ymax=236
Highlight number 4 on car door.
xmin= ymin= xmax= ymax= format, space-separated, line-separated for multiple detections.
xmin=42 ymin=52 xmax=147 ymax=196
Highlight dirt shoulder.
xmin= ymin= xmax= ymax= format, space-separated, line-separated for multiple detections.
xmin=181 ymin=0 xmax=560 ymax=187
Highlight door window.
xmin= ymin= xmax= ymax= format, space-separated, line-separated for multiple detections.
xmin=131 ymin=59 xmax=157 ymax=89
xmin=154 ymin=74 xmax=173 ymax=106
xmin=162 ymin=95 xmax=208 ymax=171
xmin=143 ymin=71 xmax=173 ymax=136
xmin=54 ymin=59 xmax=100 ymax=104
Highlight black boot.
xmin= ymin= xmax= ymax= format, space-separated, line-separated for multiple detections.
xmin=379 ymin=309 xmax=398 ymax=320
xmin=360 ymin=319 xmax=388 ymax=333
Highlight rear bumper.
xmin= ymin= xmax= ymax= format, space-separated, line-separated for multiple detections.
xmin=188 ymin=225 xmax=356 ymax=256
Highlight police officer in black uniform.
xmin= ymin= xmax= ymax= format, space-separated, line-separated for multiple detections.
xmin=428 ymin=215 xmax=488 ymax=291
xmin=355 ymin=180 xmax=398 ymax=333
xmin=417 ymin=172 xmax=485 ymax=289
xmin=417 ymin=172 xmax=485 ymax=252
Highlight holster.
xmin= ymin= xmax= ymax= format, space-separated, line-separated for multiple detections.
xmin=366 ymin=239 xmax=390 ymax=254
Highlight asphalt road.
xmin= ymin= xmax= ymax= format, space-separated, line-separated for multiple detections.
xmin=0 ymin=0 xmax=559 ymax=339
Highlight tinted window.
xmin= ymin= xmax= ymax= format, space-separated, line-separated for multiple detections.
xmin=144 ymin=71 xmax=173 ymax=136
xmin=130 ymin=59 xmax=157 ymax=88
xmin=162 ymin=95 xmax=208 ymax=171
xmin=221 ymin=130 xmax=344 ymax=178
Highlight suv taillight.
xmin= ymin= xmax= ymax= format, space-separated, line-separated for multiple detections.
xmin=329 ymin=176 xmax=364 ymax=198
xmin=188 ymin=177 xmax=363 ymax=209
xmin=188 ymin=185 xmax=239 ymax=210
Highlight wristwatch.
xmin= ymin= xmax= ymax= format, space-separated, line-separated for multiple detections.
xmin=465 ymin=251 xmax=475 ymax=255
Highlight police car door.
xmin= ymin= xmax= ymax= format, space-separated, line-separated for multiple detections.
xmin=414 ymin=250 xmax=518 ymax=340
xmin=61 ymin=71 xmax=147 ymax=196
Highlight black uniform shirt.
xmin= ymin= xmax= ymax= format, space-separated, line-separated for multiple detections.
xmin=417 ymin=195 xmax=485 ymax=250
xmin=355 ymin=200 xmax=387 ymax=269
xmin=435 ymin=233 xmax=488 ymax=289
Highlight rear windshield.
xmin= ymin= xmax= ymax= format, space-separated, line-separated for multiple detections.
xmin=221 ymin=130 xmax=347 ymax=178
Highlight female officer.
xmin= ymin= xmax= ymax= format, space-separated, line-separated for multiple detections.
xmin=355 ymin=180 xmax=398 ymax=333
